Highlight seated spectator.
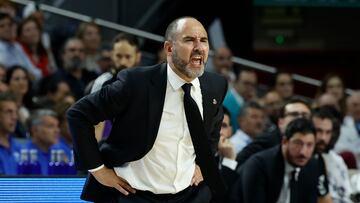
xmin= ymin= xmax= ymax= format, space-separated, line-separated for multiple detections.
xmin=335 ymin=91 xmax=360 ymax=168
xmin=45 ymin=38 xmax=97 ymax=100
xmin=273 ymin=71 xmax=294 ymax=102
xmin=34 ymin=77 xmax=71 ymax=109
xmin=25 ymin=109 xmax=62 ymax=175
xmin=312 ymin=106 xmax=353 ymax=202
xmin=260 ymin=90 xmax=283 ymax=131
xmin=0 ymin=92 xmax=23 ymax=175
xmin=17 ymin=16 xmax=52 ymax=77
xmin=230 ymin=118 xmax=327 ymax=203
xmin=212 ymin=47 xmax=236 ymax=85
xmin=0 ymin=12 xmax=42 ymax=80
xmin=53 ymin=100 xmax=74 ymax=162
xmin=317 ymin=73 xmax=347 ymax=115
xmin=76 ymin=21 xmax=102 ymax=74
xmin=230 ymin=101 xmax=265 ymax=154
xmin=5 ymin=65 xmax=35 ymax=138
xmin=223 ymin=67 xmax=258 ymax=131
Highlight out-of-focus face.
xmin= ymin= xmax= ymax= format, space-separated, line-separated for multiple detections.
xmin=8 ymin=69 xmax=29 ymax=96
xmin=0 ymin=17 xmax=12 ymax=41
xmin=62 ymin=39 xmax=85 ymax=71
xmin=282 ymin=132 xmax=315 ymax=167
xmin=220 ymin=114 xmax=232 ymax=139
xmin=239 ymin=108 xmax=265 ymax=138
xmin=32 ymin=115 xmax=60 ymax=148
xmin=165 ymin=18 xmax=209 ymax=81
xmin=275 ymin=73 xmax=294 ymax=100
xmin=317 ymin=93 xmax=340 ymax=110
xmin=278 ymin=103 xmax=311 ymax=134
xmin=263 ymin=91 xmax=282 ymax=117
xmin=0 ymin=67 xmax=8 ymax=93
xmin=0 ymin=101 xmax=17 ymax=135
xmin=236 ymin=71 xmax=257 ymax=101
xmin=347 ymin=93 xmax=360 ymax=121
xmin=51 ymin=81 xmax=70 ymax=102
xmin=112 ymin=41 xmax=140 ymax=71
xmin=313 ymin=117 xmax=333 ymax=153
xmin=82 ymin=25 xmax=101 ymax=52
xmin=213 ymin=47 xmax=233 ymax=75
xmin=20 ymin=20 xmax=40 ymax=46
xmin=326 ymin=76 xmax=344 ymax=101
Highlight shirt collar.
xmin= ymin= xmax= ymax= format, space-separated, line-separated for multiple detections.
xmin=167 ymin=64 xmax=200 ymax=92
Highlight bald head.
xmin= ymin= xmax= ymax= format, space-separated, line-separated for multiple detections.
xmin=165 ymin=17 xmax=205 ymax=42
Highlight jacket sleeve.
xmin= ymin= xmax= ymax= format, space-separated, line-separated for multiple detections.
xmin=230 ymin=156 xmax=267 ymax=203
xmin=66 ymin=70 xmax=131 ymax=170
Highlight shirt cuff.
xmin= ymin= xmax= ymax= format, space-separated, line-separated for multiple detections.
xmin=88 ymin=164 xmax=105 ymax=173
xmin=222 ymin=158 xmax=238 ymax=170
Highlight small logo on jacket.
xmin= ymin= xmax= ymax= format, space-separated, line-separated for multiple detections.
xmin=213 ymin=99 xmax=217 ymax=105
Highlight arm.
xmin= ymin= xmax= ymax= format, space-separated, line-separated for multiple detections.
xmin=230 ymin=157 xmax=267 ymax=203
xmin=66 ymin=70 xmax=131 ymax=170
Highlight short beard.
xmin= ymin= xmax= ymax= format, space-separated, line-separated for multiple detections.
xmin=64 ymin=57 xmax=84 ymax=71
xmin=172 ymin=49 xmax=205 ymax=79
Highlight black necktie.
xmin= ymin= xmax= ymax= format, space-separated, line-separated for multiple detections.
xmin=290 ymin=169 xmax=299 ymax=203
xmin=182 ymin=83 xmax=225 ymax=200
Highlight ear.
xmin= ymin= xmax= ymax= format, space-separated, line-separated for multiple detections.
xmin=164 ymin=41 xmax=172 ymax=54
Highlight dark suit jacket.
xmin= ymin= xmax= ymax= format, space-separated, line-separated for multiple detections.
xmin=67 ymin=63 xmax=228 ymax=202
xmin=230 ymin=145 xmax=318 ymax=203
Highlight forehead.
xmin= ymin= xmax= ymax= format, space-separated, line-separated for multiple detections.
xmin=113 ymin=41 xmax=137 ymax=53
xmin=285 ymin=102 xmax=310 ymax=113
xmin=277 ymin=73 xmax=292 ymax=82
xmin=0 ymin=100 xmax=17 ymax=110
xmin=312 ymin=117 xmax=332 ymax=128
xmin=290 ymin=132 xmax=315 ymax=143
xmin=65 ymin=40 xmax=83 ymax=49
xmin=175 ymin=18 xmax=207 ymax=39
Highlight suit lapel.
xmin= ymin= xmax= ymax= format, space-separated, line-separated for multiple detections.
xmin=146 ymin=64 xmax=167 ymax=152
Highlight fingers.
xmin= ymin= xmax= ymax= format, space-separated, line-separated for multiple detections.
xmin=191 ymin=165 xmax=204 ymax=186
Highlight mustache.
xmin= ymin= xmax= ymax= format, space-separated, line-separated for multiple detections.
xmin=316 ymin=140 xmax=327 ymax=147
xmin=191 ymin=50 xmax=204 ymax=56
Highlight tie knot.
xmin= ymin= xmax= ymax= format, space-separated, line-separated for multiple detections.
xmin=182 ymin=83 xmax=192 ymax=95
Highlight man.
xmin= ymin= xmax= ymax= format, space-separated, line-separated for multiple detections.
xmin=212 ymin=47 xmax=236 ymax=84
xmin=91 ymin=33 xmax=141 ymax=93
xmin=273 ymin=71 xmax=294 ymax=102
xmin=230 ymin=101 xmax=265 ymax=154
xmin=46 ymin=38 xmax=97 ymax=100
xmin=0 ymin=92 xmax=21 ymax=175
xmin=261 ymin=90 xmax=283 ymax=130
xmin=313 ymin=106 xmax=353 ymax=202
xmin=236 ymin=98 xmax=312 ymax=165
xmin=26 ymin=109 xmax=62 ymax=175
xmin=230 ymin=118 xmax=319 ymax=203
xmin=223 ymin=67 xmax=258 ymax=131
xmin=67 ymin=17 xmax=228 ymax=203
xmin=89 ymin=33 xmax=141 ymax=140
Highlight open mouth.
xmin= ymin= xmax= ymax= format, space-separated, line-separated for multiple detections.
xmin=191 ymin=56 xmax=202 ymax=65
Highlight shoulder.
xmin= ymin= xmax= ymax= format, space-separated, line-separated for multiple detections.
xmin=118 ymin=63 xmax=165 ymax=79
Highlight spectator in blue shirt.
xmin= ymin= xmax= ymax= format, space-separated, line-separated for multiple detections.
xmin=0 ymin=92 xmax=23 ymax=175
xmin=26 ymin=109 xmax=61 ymax=175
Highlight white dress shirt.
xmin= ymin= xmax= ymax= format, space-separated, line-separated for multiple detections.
xmin=114 ymin=64 xmax=203 ymax=194
xmin=277 ymin=162 xmax=300 ymax=203
xmin=230 ymin=129 xmax=252 ymax=154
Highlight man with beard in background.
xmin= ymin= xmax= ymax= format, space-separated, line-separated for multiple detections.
xmin=312 ymin=106 xmax=353 ymax=203
xmin=42 ymin=38 xmax=97 ymax=100
xmin=89 ymin=33 xmax=142 ymax=141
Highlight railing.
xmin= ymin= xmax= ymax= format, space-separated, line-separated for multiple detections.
xmin=11 ymin=0 xmax=355 ymax=95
